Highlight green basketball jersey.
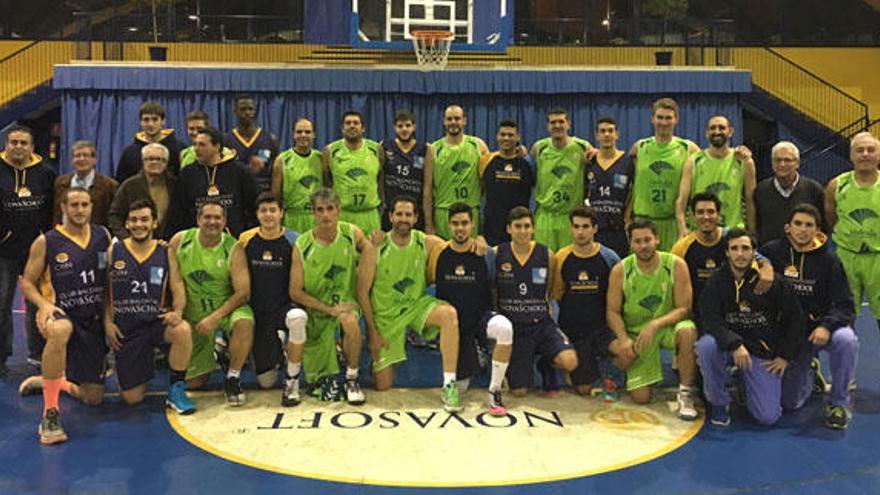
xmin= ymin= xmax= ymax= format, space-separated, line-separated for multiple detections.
xmin=432 ymin=135 xmax=482 ymax=209
xmin=180 ymin=146 xmax=197 ymax=169
xmin=371 ymin=230 xmax=428 ymax=320
xmin=621 ymin=252 xmax=676 ymax=334
xmin=296 ymin=221 xmax=359 ymax=307
xmin=328 ymin=139 xmax=381 ymax=211
xmin=691 ymin=149 xmax=745 ymax=228
xmin=833 ymin=171 xmax=880 ymax=254
xmin=632 ymin=136 xmax=694 ymax=219
xmin=280 ymin=148 xmax=323 ymax=228
xmin=534 ymin=136 xmax=591 ymax=213
xmin=176 ymin=227 xmax=238 ymax=321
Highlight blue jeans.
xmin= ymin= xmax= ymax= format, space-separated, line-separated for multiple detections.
xmin=0 ymin=256 xmax=41 ymax=362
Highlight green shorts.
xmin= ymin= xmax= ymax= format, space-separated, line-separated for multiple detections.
xmin=836 ymin=248 xmax=880 ymax=316
xmin=634 ymin=215 xmax=677 ymax=252
xmin=434 ymin=206 xmax=480 ymax=240
xmin=372 ymin=295 xmax=443 ymax=372
xmin=341 ymin=208 xmax=381 ymax=235
xmin=534 ymin=208 xmax=573 ymax=252
xmin=301 ymin=310 xmax=356 ymax=384
xmin=283 ymin=210 xmax=315 ymax=235
xmin=626 ymin=319 xmax=694 ymax=391
xmin=186 ymin=304 xmax=254 ymax=379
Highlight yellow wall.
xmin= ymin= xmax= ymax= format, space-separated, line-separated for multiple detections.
xmin=773 ymin=48 xmax=880 ymax=119
xmin=0 ymin=41 xmax=32 ymax=61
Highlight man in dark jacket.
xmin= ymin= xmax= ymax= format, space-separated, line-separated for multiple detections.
xmin=167 ymin=127 xmax=257 ymax=237
xmin=108 ymin=143 xmax=177 ymax=240
xmin=0 ymin=124 xmax=56 ymax=375
xmin=115 ymin=102 xmax=183 ymax=183
xmin=696 ymin=228 xmax=806 ymax=427
xmin=761 ymin=203 xmax=858 ymax=429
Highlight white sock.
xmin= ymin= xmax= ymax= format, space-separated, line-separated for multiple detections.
xmin=346 ymin=367 xmax=358 ymax=380
xmin=679 ymin=384 xmax=693 ymax=392
xmin=443 ymin=372 xmax=456 ymax=386
xmin=286 ymin=361 xmax=301 ymax=379
xmin=227 ymin=368 xmax=240 ymax=379
xmin=489 ymin=360 xmax=509 ymax=392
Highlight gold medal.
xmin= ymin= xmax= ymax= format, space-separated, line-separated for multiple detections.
xmin=17 ymin=186 xmax=31 ymax=198
xmin=783 ymin=264 xmax=799 ymax=279
xmin=207 ymin=184 xmax=220 ymax=196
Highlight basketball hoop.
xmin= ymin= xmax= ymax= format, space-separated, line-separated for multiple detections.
xmin=411 ymin=30 xmax=455 ymax=71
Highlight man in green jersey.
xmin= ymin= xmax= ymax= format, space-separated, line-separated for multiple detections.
xmin=272 ymin=117 xmax=323 ymax=234
xmin=630 ymin=98 xmax=700 ymax=252
xmin=367 ymin=196 xmax=464 ymax=411
xmin=825 ymin=132 xmax=880 ymax=325
xmin=424 ymin=105 xmax=489 ymax=239
xmin=530 ymin=107 xmax=594 ymax=251
xmin=322 ymin=110 xmax=382 ymax=235
xmin=675 ymin=115 xmax=757 ymax=236
xmin=606 ymin=218 xmax=699 ymax=420
xmin=289 ymin=188 xmax=377 ymax=405
xmin=179 ymin=111 xmax=209 ymax=170
xmin=167 ymin=200 xmax=255 ymax=406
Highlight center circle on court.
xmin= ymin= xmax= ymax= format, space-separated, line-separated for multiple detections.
xmin=168 ymin=388 xmax=703 ymax=487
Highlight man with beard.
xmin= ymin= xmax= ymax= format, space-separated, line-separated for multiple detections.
xmin=630 ymin=98 xmax=699 ymax=251
xmin=102 ymin=199 xmax=195 ymax=413
xmin=427 ymin=201 xmax=513 ymax=415
xmin=323 ymin=110 xmax=382 ymax=235
xmin=676 ymin=115 xmax=757 ymax=236
xmin=585 ymin=116 xmax=633 ymax=258
xmin=168 ymin=126 xmax=258 ymax=237
xmin=272 ymin=117 xmax=323 ymax=234
xmin=531 ymin=108 xmax=593 ymax=252
xmin=425 ymin=105 xmax=489 ymax=239
xmin=115 ymin=102 xmax=183 ymax=182
xmin=696 ymin=229 xmax=805 ymax=427
xmin=225 ymin=94 xmax=279 ymax=193
xmin=380 ymin=109 xmax=432 ymax=232
xmin=762 ymin=204 xmax=858 ymax=429
xmin=606 ymin=218 xmax=698 ymax=419
xmin=480 ymin=120 xmax=534 ymax=246
xmin=368 ymin=196 xmax=463 ymax=411
xmin=18 ymin=188 xmax=111 ymax=444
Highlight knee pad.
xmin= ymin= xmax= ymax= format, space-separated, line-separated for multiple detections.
xmin=257 ymin=368 xmax=278 ymax=389
xmin=486 ymin=314 xmax=513 ymax=345
xmin=285 ymin=308 xmax=308 ymax=344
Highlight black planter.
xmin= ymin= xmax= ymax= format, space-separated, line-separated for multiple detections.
xmin=655 ymin=51 xmax=673 ymax=66
xmin=148 ymin=46 xmax=167 ymax=61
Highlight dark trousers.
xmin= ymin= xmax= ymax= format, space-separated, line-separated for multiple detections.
xmin=0 ymin=256 xmax=42 ymax=363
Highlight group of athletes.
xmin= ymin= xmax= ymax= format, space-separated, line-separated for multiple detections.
xmin=3 ymin=95 xmax=879 ymax=446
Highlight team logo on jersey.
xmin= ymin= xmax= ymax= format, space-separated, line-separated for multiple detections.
xmin=452 ymin=161 xmax=471 ymax=174
xmin=189 ymin=270 xmax=214 ymax=285
xmin=783 ymin=264 xmax=799 ymax=279
xmin=613 ymin=174 xmax=629 ymax=189
xmin=454 ymin=265 xmax=466 ymax=276
xmin=705 ymin=182 xmax=731 ymax=196
xmin=638 ymin=294 xmax=662 ymax=312
xmin=532 ymin=267 xmax=547 ymax=284
xmin=649 ymin=161 xmax=674 ymax=175
xmin=150 ymin=266 xmax=165 ymax=285
xmin=393 ymin=277 xmax=415 ymax=294
xmin=299 ymin=175 xmax=320 ymax=188
xmin=55 ymin=252 xmax=69 ymax=263
xmin=578 ymin=270 xmax=589 ymax=281
xmin=262 ymin=250 xmax=273 ymax=261
xmin=413 ymin=156 xmax=424 ymax=169
xmin=324 ymin=264 xmax=345 ymax=280
xmin=97 ymin=252 xmax=106 ymax=269
xmin=114 ymin=260 xmax=126 ymax=270
xmin=501 ymin=262 xmax=512 ymax=272
xmin=504 ymin=163 xmax=514 ymax=172
xmin=345 ymin=168 xmax=369 ymax=180
xmin=705 ymin=258 xmax=716 ymax=269
xmin=551 ymin=166 xmax=571 ymax=179
xmin=738 ymin=300 xmax=751 ymax=313
xmin=587 ymin=171 xmax=595 ymax=181
xmin=848 ymin=208 xmax=879 ymax=225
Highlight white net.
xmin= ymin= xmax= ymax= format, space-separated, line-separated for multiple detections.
xmin=411 ymin=30 xmax=455 ymax=71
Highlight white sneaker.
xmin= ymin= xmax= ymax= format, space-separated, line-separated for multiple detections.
xmin=282 ymin=376 xmax=301 ymax=407
xmin=677 ymin=387 xmax=698 ymax=421
xmin=345 ymin=379 xmax=365 ymax=405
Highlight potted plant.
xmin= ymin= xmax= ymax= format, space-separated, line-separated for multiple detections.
xmin=148 ymin=0 xmax=167 ymax=61
xmin=644 ymin=0 xmax=688 ymax=65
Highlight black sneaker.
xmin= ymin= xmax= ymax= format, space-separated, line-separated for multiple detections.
xmin=224 ymin=376 xmax=246 ymax=407
xmin=824 ymin=404 xmax=850 ymax=430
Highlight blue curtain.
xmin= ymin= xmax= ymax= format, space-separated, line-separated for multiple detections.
xmin=56 ymin=67 xmax=749 ymax=176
